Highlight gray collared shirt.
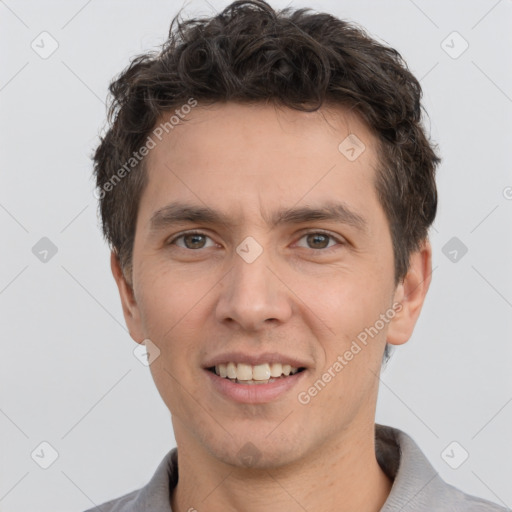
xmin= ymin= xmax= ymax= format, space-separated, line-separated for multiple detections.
xmin=85 ymin=424 xmax=508 ymax=511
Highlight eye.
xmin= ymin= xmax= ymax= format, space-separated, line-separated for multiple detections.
xmin=295 ymin=231 xmax=344 ymax=251
xmin=166 ymin=230 xmax=345 ymax=252
xmin=167 ymin=231 xmax=217 ymax=250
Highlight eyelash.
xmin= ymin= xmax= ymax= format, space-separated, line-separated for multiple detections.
xmin=166 ymin=230 xmax=345 ymax=253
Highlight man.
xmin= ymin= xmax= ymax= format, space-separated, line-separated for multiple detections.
xmin=87 ymin=1 xmax=506 ymax=510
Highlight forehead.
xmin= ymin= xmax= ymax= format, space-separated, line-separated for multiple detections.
xmin=140 ymin=102 xmax=382 ymax=230
xmin=148 ymin=101 xmax=377 ymax=166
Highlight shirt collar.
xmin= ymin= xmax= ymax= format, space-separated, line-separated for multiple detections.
xmin=122 ymin=424 xmax=502 ymax=511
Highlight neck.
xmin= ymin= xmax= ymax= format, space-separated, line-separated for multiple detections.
xmin=171 ymin=422 xmax=392 ymax=512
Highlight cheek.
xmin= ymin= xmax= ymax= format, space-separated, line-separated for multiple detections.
xmin=135 ymin=263 xmax=207 ymax=369
xmin=307 ymin=277 xmax=392 ymax=394
xmin=309 ymin=275 xmax=388 ymax=341
xmin=135 ymin=262 xmax=188 ymax=334
xmin=147 ymin=356 xmax=189 ymax=422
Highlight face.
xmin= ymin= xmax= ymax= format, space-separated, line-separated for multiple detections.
xmin=113 ymin=102 xmax=431 ymax=469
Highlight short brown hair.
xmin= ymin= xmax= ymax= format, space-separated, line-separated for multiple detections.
xmin=93 ymin=0 xmax=440 ymax=288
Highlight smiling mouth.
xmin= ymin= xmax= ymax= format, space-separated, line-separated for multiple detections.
xmin=207 ymin=362 xmax=306 ymax=385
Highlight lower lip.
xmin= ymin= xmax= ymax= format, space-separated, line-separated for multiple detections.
xmin=204 ymin=369 xmax=307 ymax=404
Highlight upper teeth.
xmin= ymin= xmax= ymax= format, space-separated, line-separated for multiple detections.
xmin=215 ymin=362 xmax=299 ymax=381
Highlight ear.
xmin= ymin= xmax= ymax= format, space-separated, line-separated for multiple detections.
xmin=110 ymin=251 xmax=145 ymax=344
xmin=386 ymin=239 xmax=432 ymax=346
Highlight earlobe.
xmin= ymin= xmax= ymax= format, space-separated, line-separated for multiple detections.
xmin=110 ymin=251 xmax=145 ymax=343
xmin=386 ymin=240 xmax=433 ymax=346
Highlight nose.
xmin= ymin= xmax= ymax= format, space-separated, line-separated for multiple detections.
xmin=215 ymin=245 xmax=293 ymax=331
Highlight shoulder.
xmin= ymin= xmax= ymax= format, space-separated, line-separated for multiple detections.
xmin=82 ymin=448 xmax=178 ymax=512
xmin=434 ymin=480 xmax=509 ymax=511
xmin=83 ymin=489 xmax=139 ymax=512
xmin=376 ymin=425 xmax=507 ymax=512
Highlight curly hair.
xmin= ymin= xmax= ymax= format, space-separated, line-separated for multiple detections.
xmin=93 ymin=0 xmax=440 ymax=291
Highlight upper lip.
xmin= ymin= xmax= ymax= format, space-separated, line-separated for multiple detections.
xmin=203 ymin=351 xmax=310 ymax=369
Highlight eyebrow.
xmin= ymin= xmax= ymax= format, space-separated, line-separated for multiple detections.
xmin=149 ymin=200 xmax=368 ymax=234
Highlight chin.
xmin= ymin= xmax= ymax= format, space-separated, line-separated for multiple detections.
xmin=202 ymin=429 xmax=310 ymax=471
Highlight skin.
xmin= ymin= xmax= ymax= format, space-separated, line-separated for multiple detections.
xmin=112 ymin=102 xmax=432 ymax=512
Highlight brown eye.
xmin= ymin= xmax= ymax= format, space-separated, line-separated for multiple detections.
xmin=182 ymin=234 xmax=207 ymax=249
xmin=168 ymin=231 xmax=215 ymax=250
xmin=306 ymin=233 xmax=330 ymax=249
xmin=296 ymin=231 xmax=343 ymax=251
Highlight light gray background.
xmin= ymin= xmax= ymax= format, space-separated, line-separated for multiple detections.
xmin=1 ymin=0 xmax=511 ymax=510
